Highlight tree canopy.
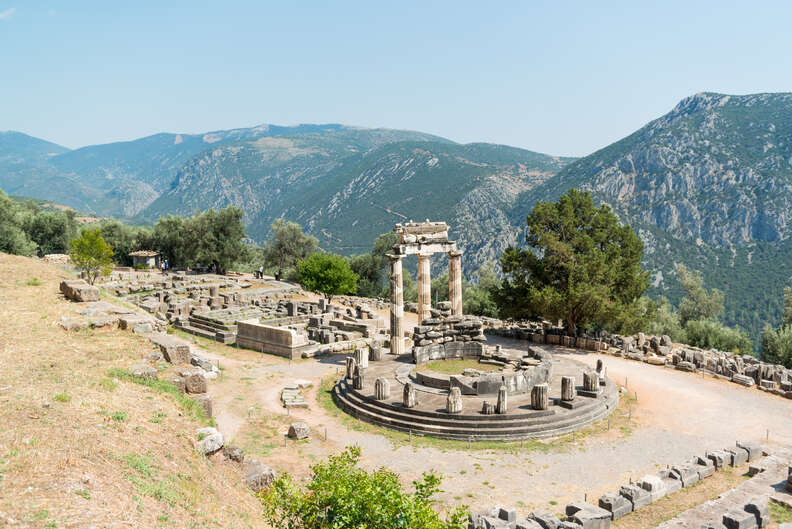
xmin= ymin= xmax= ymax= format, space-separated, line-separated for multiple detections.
xmin=676 ymin=264 xmax=725 ymax=325
xmin=69 ymin=229 xmax=115 ymax=284
xmin=496 ymin=189 xmax=650 ymax=335
xmin=259 ymin=446 xmax=467 ymax=529
xmin=298 ymin=253 xmax=358 ymax=300
xmin=262 ymin=218 xmax=318 ymax=277
xmin=0 ymin=190 xmax=79 ymax=257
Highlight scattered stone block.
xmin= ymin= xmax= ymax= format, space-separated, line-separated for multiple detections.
xmin=60 ymin=280 xmax=100 ymax=302
xmin=619 ymin=484 xmax=651 ymax=510
xmin=732 ymin=374 xmax=755 ymax=387
xmin=222 ymin=444 xmax=244 ymax=462
xmin=243 ymin=459 xmax=276 ymax=491
xmin=722 ymin=510 xmax=757 ymax=529
xmin=670 ymin=464 xmax=700 ymax=487
xmin=196 ymin=427 xmax=223 ymax=455
xmin=130 ymin=364 xmax=158 ymax=380
xmin=288 ymin=422 xmax=310 ymax=440
xmin=517 ymin=519 xmax=544 ymax=529
xmin=566 ymin=502 xmax=612 ymax=529
xmin=726 ymin=447 xmax=749 ymax=467
xmin=133 ymin=322 xmax=154 ymax=334
xmin=59 ymin=318 xmax=90 ymax=331
xmin=639 ymin=475 xmax=667 ymax=502
xmin=598 ymin=492 xmax=632 ymax=520
xmin=736 ymin=441 xmax=762 ymax=462
xmin=530 ymin=512 xmax=561 ymax=529
xmin=744 ymin=500 xmax=769 ymax=528
xmin=694 ymin=455 xmax=716 ymax=478
xmin=179 ymin=369 xmax=207 ymax=394
xmin=707 ymin=450 xmax=730 ymax=469
xmin=160 ymin=342 xmax=191 ymax=365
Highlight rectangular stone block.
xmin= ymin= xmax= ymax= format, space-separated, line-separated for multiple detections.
xmin=670 ymin=464 xmax=700 ymax=487
xmin=598 ymin=493 xmax=632 ymax=520
xmin=726 ymin=447 xmax=749 ymax=467
xmin=565 ymin=502 xmax=612 ymax=529
xmin=736 ymin=441 xmax=762 ymax=462
xmin=619 ymin=484 xmax=651 ymax=511
xmin=639 ymin=475 xmax=667 ymax=502
xmin=707 ymin=450 xmax=730 ymax=469
xmin=722 ymin=510 xmax=757 ymax=529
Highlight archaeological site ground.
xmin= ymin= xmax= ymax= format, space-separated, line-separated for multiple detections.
xmin=3 ymin=221 xmax=792 ymax=529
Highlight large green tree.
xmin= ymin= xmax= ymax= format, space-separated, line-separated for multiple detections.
xmin=263 ymin=218 xmax=318 ymax=278
xmin=187 ymin=207 xmax=248 ymax=274
xmin=259 ymin=446 xmax=467 ymax=529
xmin=497 ymin=189 xmax=650 ymax=335
xmin=69 ymin=229 xmax=115 ymax=284
xmin=298 ymin=253 xmax=358 ymax=301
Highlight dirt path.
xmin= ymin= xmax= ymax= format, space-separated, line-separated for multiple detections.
xmin=194 ymin=333 xmax=792 ymax=515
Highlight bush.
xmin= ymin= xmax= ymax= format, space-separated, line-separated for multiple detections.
xmin=684 ymin=319 xmax=753 ymax=354
xmin=761 ymin=324 xmax=792 ymax=368
xmin=259 ymin=446 xmax=467 ymax=529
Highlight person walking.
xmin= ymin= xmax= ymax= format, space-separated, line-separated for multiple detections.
xmin=258 ymin=264 xmax=264 ymax=279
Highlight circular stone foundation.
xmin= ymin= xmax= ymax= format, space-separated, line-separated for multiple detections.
xmin=332 ymin=344 xmax=618 ymax=440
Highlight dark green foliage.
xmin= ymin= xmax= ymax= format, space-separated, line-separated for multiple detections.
xmin=685 ymin=319 xmax=753 ymax=355
xmin=761 ymin=324 xmax=792 ymax=368
xmin=677 ymin=264 xmax=724 ymax=326
xmin=185 ymin=207 xmax=248 ymax=275
xmin=259 ymin=446 xmax=467 ymax=529
xmin=262 ymin=218 xmax=318 ymax=278
xmin=498 ymin=189 xmax=650 ymax=335
xmin=98 ymin=220 xmax=154 ymax=266
xmin=0 ymin=190 xmax=79 ymax=256
xmin=69 ymin=229 xmax=114 ymax=284
xmin=643 ymin=297 xmax=687 ymax=343
xmin=298 ymin=253 xmax=358 ymax=300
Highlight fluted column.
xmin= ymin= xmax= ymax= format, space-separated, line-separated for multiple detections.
xmin=417 ymin=254 xmax=431 ymax=323
xmin=388 ymin=254 xmax=405 ymax=356
xmin=448 ymin=250 xmax=463 ymax=316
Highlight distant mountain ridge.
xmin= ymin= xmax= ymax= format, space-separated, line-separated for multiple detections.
xmin=516 ymin=91 xmax=792 ymax=346
xmin=5 ymin=93 xmax=792 ymax=347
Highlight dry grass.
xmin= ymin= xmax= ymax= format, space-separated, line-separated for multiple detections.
xmin=612 ymin=466 xmax=750 ymax=529
xmin=0 ymin=253 xmax=268 ymax=529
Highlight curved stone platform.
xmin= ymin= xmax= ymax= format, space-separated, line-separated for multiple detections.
xmin=332 ymin=349 xmax=619 ymax=441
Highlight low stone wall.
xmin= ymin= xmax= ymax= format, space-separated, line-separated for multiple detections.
xmin=486 ymin=325 xmax=792 ymax=400
xmin=236 ymin=319 xmax=315 ymax=359
xmin=469 ymin=440 xmax=769 ymax=529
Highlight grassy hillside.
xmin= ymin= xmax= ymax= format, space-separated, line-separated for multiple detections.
xmin=0 ymin=253 xmax=266 ymax=528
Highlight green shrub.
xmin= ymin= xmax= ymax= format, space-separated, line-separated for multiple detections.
xmin=684 ymin=319 xmax=753 ymax=354
xmin=761 ymin=324 xmax=792 ymax=368
xmin=259 ymin=446 xmax=467 ymax=529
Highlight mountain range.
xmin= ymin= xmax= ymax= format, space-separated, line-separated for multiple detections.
xmin=3 ymin=91 xmax=792 ymax=345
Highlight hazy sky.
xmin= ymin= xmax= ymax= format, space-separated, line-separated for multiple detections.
xmin=2 ymin=1 xmax=791 ymax=156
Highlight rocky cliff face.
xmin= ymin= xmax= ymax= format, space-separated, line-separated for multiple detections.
xmin=536 ymin=92 xmax=792 ymax=247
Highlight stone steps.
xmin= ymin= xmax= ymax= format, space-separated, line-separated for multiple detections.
xmin=332 ymin=379 xmax=618 ymax=440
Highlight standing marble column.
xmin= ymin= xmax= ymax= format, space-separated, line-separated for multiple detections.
xmin=388 ymin=254 xmax=405 ymax=356
xmin=417 ymin=254 xmax=432 ymax=323
xmin=448 ymin=250 xmax=463 ymax=316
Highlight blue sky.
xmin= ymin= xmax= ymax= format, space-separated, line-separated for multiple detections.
xmin=2 ymin=1 xmax=791 ymax=156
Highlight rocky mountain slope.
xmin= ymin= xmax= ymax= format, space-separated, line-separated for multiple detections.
xmin=517 ymin=92 xmax=792 ymax=345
